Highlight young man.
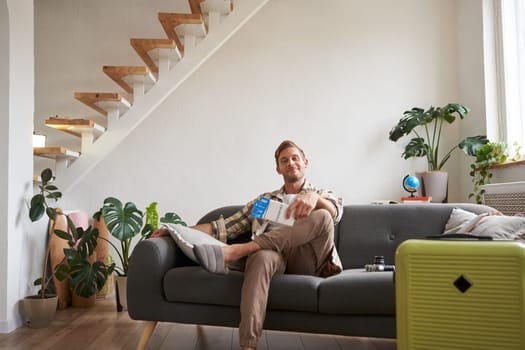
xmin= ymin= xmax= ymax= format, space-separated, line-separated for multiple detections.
xmin=155 ymin=140 xmax=343 ymax=349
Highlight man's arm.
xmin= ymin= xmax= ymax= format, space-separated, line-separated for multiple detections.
xmin=286 ymin=190 xmax=342 ymax=223
xmin=150 ymin=223 xmax=214 ymax=238
xmin=287 ymin=192 xmax=337 ymax=220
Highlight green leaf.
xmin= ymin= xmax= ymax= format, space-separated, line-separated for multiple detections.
xmin=29 ymin=202 xmax=45 ymax=222
xmin=76 ymin=227 xmax=99 ymax=258
xmin=54 ymin=229 xmax=71 ymax=241
xmin=141 ymin=223 xmax=155 ymax=239
xmin=402 ymin=137 xmax=429 ymax=159
xmin=161 ymin=212 xmax=187 ymax=226
xmin=46 ymin=192 xmax=62 ymax=200
xmin=92 ymin=210 xmax=102 ymax=221
xmin=54 ymin=264 xmax=71 ymax=281
xmin=63 ymin=248 xmax=78 ymax=262
xmin=46 ymin=207 xmax=57 ymax=221
xmin=69 ymin=260 xmax=109 ymax=298
xmin=458 ymin=135 xmax=489 ymax=156
xmin=145 ymin=202 xmax=159 ymax=229
xmin=41 ymin=168 xmax=53 ymax=183
xmin=101 ymin=197 xmax=143 ymax=241
xmin=66 ymin=215 xmax=78 ymax=241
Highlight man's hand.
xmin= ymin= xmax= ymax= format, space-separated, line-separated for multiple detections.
xmin=286 ymin=192 xmax=319 ymax=220
xmin=151 ymin=227 xmax=170 ymax=238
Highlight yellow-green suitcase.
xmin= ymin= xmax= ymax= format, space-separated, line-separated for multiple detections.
xmin=395 ymin=238 xmax=525 ymax=350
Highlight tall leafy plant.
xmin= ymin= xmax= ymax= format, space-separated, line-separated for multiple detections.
xmin=389 ymin=103 xmax=489 ymax=170
xmin=29 ymin=168 xmax=115 ymax=298
xmin=95 ymin=197 xmax=186 ymax=276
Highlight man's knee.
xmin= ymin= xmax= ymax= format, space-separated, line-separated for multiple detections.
xmin=311 ymin=208 xmax=333 ymax=228
xmin=245 ymin=250 xmax=284 ymax=274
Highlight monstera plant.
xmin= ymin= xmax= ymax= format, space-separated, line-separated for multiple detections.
xmin=389 ymin=103 xmax=489 ymax=170
xmin=95 ymin=197 xmax=186 ymax=276
xmin=94 ymin=197 xmax=186 ymax=311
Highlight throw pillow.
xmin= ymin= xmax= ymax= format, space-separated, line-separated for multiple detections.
xmin=444 ymin=208 xmax=478 ymax=234
xmin=470 ymin=215 xmax=525 ymax=240
xmin=443 ymin=208 xmax=525 ymax=240
xmin=164 ymin=223 xmax=226 ymax=263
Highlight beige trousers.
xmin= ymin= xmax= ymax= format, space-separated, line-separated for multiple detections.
xmin=238 ymin=209 xmax=336 ymax=348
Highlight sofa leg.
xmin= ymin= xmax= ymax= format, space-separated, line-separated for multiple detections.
xmin=137 ymin=321 xmax=157 ymax=350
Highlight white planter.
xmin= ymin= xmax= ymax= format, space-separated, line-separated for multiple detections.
xmin=23 ymin=295 xmax=57 ymax=328
xmin=421 ymin=171 xmax=449 ymax=203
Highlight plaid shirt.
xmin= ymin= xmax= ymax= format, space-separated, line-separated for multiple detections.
xmin=211 ymin=180 xmax=343 ymax=243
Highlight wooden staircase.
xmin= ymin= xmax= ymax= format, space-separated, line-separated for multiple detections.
xmin=34 ymin=0 xmax=269 ymax=189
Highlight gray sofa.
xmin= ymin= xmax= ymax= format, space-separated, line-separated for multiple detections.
xmin=127 ymin=203 xmax=494 ymax=349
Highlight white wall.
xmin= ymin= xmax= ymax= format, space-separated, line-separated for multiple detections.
xmin=34 ymin=0 xmax=470 ymax=225
xmin=1 ymin=0 xmax=35 ymax=332
xmin=0 ymin=0 xmax=10 ymax=332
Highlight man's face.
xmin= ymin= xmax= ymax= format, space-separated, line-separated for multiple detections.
xmin=276 ymin=146 xmax=308 ymax=183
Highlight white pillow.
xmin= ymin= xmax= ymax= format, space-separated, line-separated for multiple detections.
xmin=164 ymin=223 xmax=226 ymax=262
xmin=443 ymin=208 xmax=525 ymax=240
xmin=444 ymin=208 xmax=478 ymax=234
xmin=470 ymin=215 xmax=525 ymax=240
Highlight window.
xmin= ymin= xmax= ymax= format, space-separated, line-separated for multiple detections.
xmin=496 ymin=0 xmax=525 ymax=149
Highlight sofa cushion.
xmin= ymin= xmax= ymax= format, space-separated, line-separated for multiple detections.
xmin=164 ymin=266 xmax=244 ymax=307
xmin=318 ymin=269 xmax=395 ymax=315
xmin=267 ymin=274 xmax=323 ymax=312
xmin=163 ymin=267 xmax=322 ymax=312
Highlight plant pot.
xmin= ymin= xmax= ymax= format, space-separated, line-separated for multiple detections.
xmin=115 ymin=275 xmax=128 ymax=312
xmin=97 ymin=272 xmax=114 ymax=300
xmin=23 ymin=295 xmax=57 ymax=328
xmin=49 ymin=212 xmax=71 ymax=309
xmin=93 ymin=216 xmax=110 ymax=266
xmin=421 ymin=171 xmax=448 ymax=203
xmin=71 ymin=293 xmax=96 ymax=308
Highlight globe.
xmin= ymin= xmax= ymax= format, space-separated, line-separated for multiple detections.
xmin=403 ymin=175 xmax=420 ymax=195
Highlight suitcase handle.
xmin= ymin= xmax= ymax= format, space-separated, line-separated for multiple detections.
xmin=426 ymin=233 xmax=493 ymax=240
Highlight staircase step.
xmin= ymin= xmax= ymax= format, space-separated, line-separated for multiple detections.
xmin=45 ymin=117 xmax=106 ymax=138
xmin=74 ymin=92 xmax=131 ymax=117
xmin=103 ymin=66 xmax=156 ymax=94
xmin=191 ymin=0 xmax=233 ymax=15
xmin=33 ymin=147 xmax=80 ymax=159
xmin=158 ymin=13 xmax=207 ymax=52
xmin=130 ymin=38 xmax=182 ymax=74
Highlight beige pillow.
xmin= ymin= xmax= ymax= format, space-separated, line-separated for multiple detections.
xmin=470 ymin=215 xmax=525 ymax=240
xmin=444 ymin=208 xmax=525 ymax=240
xmin=444 ymin=208 xmax=477 ymax=234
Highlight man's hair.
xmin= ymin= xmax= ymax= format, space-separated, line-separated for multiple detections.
xmin=274 ymin=140 xmax=306 ymax=165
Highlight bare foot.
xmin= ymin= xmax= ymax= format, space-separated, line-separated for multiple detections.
xmin=222 ymin=242 xmax=261 ymax=265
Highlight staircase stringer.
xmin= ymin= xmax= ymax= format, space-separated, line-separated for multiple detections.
xmin=58 ymin=0 xmax=270 ymax=192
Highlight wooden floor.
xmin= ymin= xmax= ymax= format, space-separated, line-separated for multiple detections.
xmin=0 ymin=297 xmax=397 ymax=350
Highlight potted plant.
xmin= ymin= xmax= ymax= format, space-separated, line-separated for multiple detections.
xmin=25 ymin=168 xmax=115 ymax=326
xmin=389 ymin=103 xmax=489 ymax=202
xmin=468 ymin=141 xmax=523 ymax=204
xmin=94 ymin=197 xmax=186 ymax=311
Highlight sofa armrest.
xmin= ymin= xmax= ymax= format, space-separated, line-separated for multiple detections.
xmin=127 ymin=236 xmax=183 ymax=320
